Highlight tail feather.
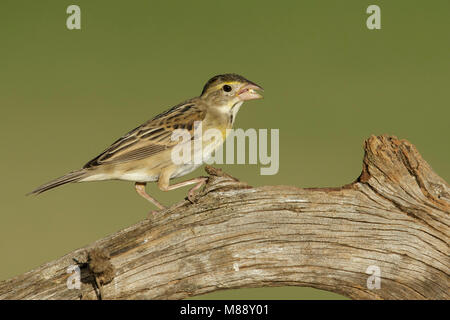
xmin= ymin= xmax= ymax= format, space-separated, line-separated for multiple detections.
xmin=27 ymin=170 xmax=87 ymax=195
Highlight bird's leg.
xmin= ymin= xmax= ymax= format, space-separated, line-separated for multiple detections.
xmin=134 ymin=182 xmax=166 ymax=214
xmin=186 ymin=177 xmax=208 ymax=202
xmin=158 ymin=171 xmax=208 ymax=203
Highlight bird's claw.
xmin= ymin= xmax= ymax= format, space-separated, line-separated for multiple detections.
xmin=187 ymin=177 xmax=207 ymax=204
xmin=146 ymin=210 xmax=159 ymax=219
xmin=187 ymin=192 xmax=199 ymax=204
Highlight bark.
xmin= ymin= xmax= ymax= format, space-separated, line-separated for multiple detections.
xmin=0 ymin=135 xmax=448 ymax=300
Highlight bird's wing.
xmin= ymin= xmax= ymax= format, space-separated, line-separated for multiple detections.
xmin=83 ymin=99 xmax=205 ymax=168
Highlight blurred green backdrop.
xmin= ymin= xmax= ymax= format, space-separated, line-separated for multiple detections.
xmin=0 ymin=0 xmax=448 ymax=300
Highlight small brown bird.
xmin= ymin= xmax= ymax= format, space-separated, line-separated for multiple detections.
xmin=29 ymin=74 xmax=263 ymax=211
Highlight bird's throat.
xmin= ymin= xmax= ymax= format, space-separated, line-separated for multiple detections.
xmin=230 ymin=101 xmax=243 ymax=125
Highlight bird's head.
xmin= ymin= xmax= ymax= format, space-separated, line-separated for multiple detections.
xmin=200 ymin=74 xmax=263 ymax=108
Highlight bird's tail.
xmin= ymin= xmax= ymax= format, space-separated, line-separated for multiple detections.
xmin=27 ymin=169 xmax=88 ymax=195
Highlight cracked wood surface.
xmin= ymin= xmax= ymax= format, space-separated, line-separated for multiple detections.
xmin=0 ymin=135 xmax=448 ymax=300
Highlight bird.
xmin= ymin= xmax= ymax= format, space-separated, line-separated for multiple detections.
xmin=28 ymin=74 xmax=263 ymax=212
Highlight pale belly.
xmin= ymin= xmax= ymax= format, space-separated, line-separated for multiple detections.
xmin=170 ymin=162 xmax=204 ymax=179
xmin=118 ymin=164 xmax=202 ymax=182
xmin=169 ymin=140 xmax=218 ymax=179
xmin=81 ymin=169 xmax=160 ymax=183
xmin=81 ymin=157 xmax=208 ymax=183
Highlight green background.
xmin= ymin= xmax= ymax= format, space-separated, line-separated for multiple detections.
xmin=0 ymin=0 xmax=448 ymax=300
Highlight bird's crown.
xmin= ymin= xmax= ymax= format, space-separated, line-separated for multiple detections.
xmin=201 ymin=73 xmax=260 ymax=96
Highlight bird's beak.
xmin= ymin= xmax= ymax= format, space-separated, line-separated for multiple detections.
xmin=236 ymin=82 xmax=264 ymax=101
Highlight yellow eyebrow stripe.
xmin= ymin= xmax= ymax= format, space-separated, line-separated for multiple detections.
xmin=207 ymin=81 xmax=240 ymax=92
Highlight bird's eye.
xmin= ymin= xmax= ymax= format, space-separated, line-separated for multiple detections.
xmin=222 ymin=85 xmax=232 ymax=92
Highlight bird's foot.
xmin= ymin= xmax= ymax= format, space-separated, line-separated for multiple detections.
xmin=187 ymin=177 xmax=208 ymax=204
xmin=146 ymin=210 xmax=159 ymax=219
xmin=187 ymin=193 xmax=198 ymax=204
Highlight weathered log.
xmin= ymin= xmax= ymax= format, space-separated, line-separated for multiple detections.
xmin=0 ymin=135 xmax=448 ymax=300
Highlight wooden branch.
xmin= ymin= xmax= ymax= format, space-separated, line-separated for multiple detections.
xmin=1 ymin=135 xmax=448 ymax=300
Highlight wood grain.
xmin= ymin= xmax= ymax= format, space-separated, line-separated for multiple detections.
xmin=1 ymin=135 xmax=448 ymax=300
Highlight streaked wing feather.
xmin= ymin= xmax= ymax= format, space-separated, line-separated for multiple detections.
xmin=83 ymin=99 xmax=205 ymax=168
xmin=107 ymin=144 xmax=167 ymax=163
